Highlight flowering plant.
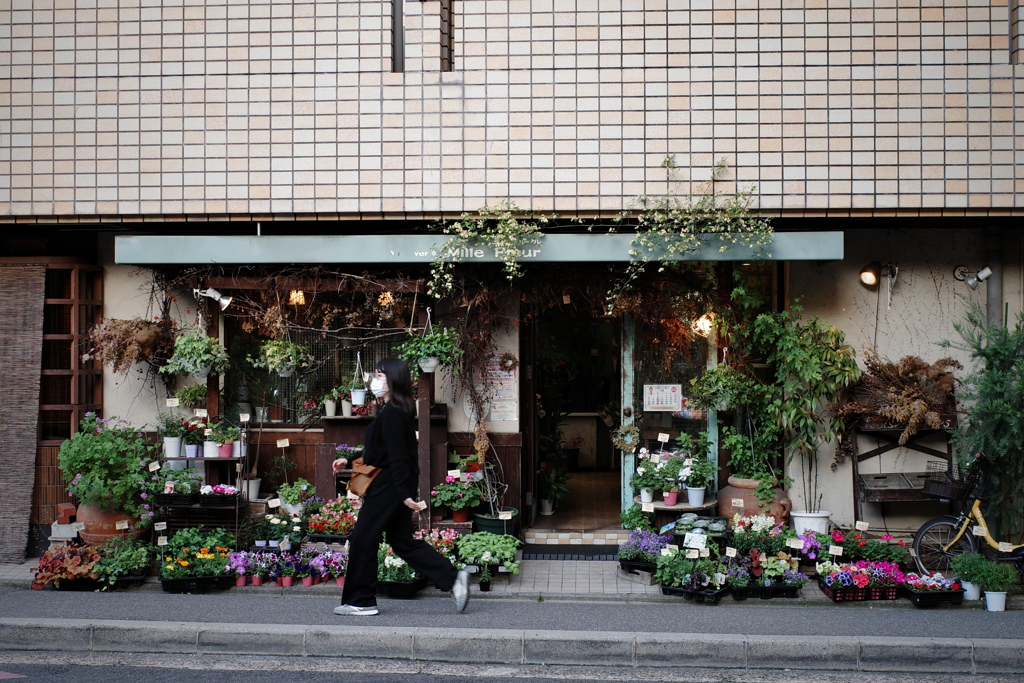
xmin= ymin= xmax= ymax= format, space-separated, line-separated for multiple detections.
xmin=156 ymin=468 xmax=204 ymax=495
xmin=730 ymin=513 xmax=797 ymax=555
xmin=321 ymin=387 xmax=349 ymax=405
xmin=226 ymin=551 xmax=251 ymax=576
xmin=414 ymin=527 xmax=462 ymax=568
xmin=378 ymin=542 xmax=419 ymax=582
xmin=430 ymin=476 xmax=483 ymax=511
xmin=30 ymin=542 xmax=102 ymax=590
xmin=159 ymin=527 xmax=235 ymax=579
xmin=456 ymin=531 xmax=522 ymax=575
xmin=655 ymin=547 xmax=728 ymax=590
xmin=537 ymin=461 xmax=569 ymax=501
xmin=278 ymin=478 xmax=315 ymax=505
xmin=631 ymin=463 xmax=669 ymax=491
xmin=617 ymin=529 xmax=670 ymax=564
xmin=815 ymin=560 xmax=906 ymax=588
xmin=335 ymin=443 xmax=364 ymax=458
xmin=58 ymin=413 xmax=160 ymax=528
xmin=307 ymin=497 xmax=358 ymax=536
xmin=249 ymin=551 xmax=276 ymax=578
xmin=200 ymin=484 xmax=238 ymax=495
xmin=903 ymin=572 xmax=961 ymax=592
xmin=322 ymin=550 xmax=347 ymax=578
xmin=182 ymin=417 xmax=207 ymax=445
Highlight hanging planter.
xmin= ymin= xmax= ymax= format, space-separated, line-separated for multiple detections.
xmin=247 ymin=339 xmax=312 ymax=377
xmin=159 ymin=328 xmax=230 ymax=378
xmin=396 ymin=308 xmax=463 ymax=376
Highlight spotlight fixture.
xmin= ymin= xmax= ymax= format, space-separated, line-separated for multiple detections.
xmin=965 ymin=266 xmax=993 ymax=291
xmin=193 ymin=287 xmax=233 ymax=311
xmin=859 ymin=262 xmax=881 ymax=287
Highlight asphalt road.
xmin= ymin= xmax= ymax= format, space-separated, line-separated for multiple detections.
xmin=1 ymin=586 xmax=1020 ymax=640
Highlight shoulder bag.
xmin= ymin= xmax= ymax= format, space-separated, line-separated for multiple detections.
xmin=348 ymin=457 xmax=381 ymax=497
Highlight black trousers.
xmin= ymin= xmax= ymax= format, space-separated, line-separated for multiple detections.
xmin=342 ymin=479 xmax=458 ymax=608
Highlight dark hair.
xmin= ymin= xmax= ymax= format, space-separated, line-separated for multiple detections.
xmin=376 ymin=358 xmax=415 ymax=416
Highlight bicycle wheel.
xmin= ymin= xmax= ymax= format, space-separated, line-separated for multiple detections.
xmin=913 ymin=516 xmax=977 ymax=575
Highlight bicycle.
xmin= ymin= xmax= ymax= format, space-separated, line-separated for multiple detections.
xmin=912 ymin=453 xmax=1024 ymax=576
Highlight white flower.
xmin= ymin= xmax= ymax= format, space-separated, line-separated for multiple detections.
xmin=265 ymin=514 xmax=274 ymax=520
xmin=481 ymin=551 xmax=494 ymax=563
xmin=292 ymin=526 xmax=301 ymax=532
xmin=270 ymin=518 xmax=281 ymax=525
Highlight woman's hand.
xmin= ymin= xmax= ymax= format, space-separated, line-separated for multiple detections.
xmin=332 ymin=458 xmax=348 ymax=474
xmin=403 ymin=497 xmax=423 ymax=510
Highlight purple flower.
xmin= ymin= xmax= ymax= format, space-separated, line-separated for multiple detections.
xmin=140 ymin=492 xmax=148 ymax=499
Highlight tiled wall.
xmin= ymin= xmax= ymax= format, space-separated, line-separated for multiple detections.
xmin=1 ymin=0 xmax=1022 ymax=219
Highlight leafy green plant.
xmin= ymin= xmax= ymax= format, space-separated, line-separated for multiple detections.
xmin=247 ymin=339 xmax=313 ymax=374
xmin=378 ymin=541 xmax=419 ymax=583
xmin=209 ymin=422 xmax=240 ymax=445
xmin=655 ymin=547 xmax=728 ymax=590
xmin=631 ymin=463 xmax=668 ymax=491
xmin=159 ymin=468 xmax=204 ymax=495
xmin=396 ymin=327 xmax=463 ymax=369
xmin=93 ymin=537 xmax=155 ymax=588
xmin=58 ymin=413 xmax=159 ymax=527
xmin=159 ymin=527 xmax=235 ymax=579
xmin=430 ymin=476 xmax=483 ymax=511
xmin=277 ymin=478 xmax=315 ymax=505
xmin=154 ymin=412 xmax=186 ymax=438
xmin=455 ymin=531 xmax=522 ymax=575
xmin=619 ymin=504 xmax=654 ymax=532
xmin=975 ymin=559 xmax=1019 ymax=592
xmin=536 ymin=461 xmax=569 ymax=501
xmin=175 ymin=384 xmax=207 ymax=409
xmin=159 ymin=329 xmax=230 ymax=376
xmin=949 ymin=553 xmax=989 ymax=584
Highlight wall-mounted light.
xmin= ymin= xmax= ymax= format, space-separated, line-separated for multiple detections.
xmin=288 ymin=289 xmax=306 ymax=305
xmin=965 ymin=266 xmax=993 ymax=291
xmin=693 ymin=312 xmax=715 ymax=337
xmin=193 ymin=287 xmax=232 ymax=311
xmin=859 ymin=262 xmax=882 ymax=287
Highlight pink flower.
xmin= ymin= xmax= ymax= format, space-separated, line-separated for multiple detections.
xmin=431 ymin=490 xmax=438 ymax=496
xmin=880 ymin=533 xmax=893 ymax=541
xmin=445 ymin=475 xmax=455 ymax=483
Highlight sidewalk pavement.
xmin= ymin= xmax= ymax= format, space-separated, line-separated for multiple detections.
xmin=2 ymin=557 xmax=1022 ymax=674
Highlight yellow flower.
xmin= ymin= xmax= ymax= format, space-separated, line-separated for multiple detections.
xmin=179 ymin=560 xmax=189 ymax=566
xmin=166 ymin=564 xmax=174 ymax=570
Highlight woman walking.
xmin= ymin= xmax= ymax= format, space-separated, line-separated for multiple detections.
xmin=332 ymin=358 xmax=469 ymax=616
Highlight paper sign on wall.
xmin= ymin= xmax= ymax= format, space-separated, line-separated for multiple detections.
xmin=643 ymin=384 xmax=683 ymax=412
xmin=194 ymin=408 xmax=208 ymax=417
xmin=165 ymin=398 xmax=179 ymax=407
xmin=277 ymin=439 xmax=290 ymax=448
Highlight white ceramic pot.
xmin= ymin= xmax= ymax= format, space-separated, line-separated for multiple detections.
xmin=240 ymin=477 xmax=261 ymax=501
xmin=985 ymin=591 xmax=1007 ymax=612
xmin=418 ymin=357 xmax=441 ymax=373
xmin=961 ymin=580 xmax=982 ymax=600
xmin=279 ymin=498 xmax=303 ymax=515
xmin=539 ymin=499 xmax=554 ymax=515
xmin=686 ymin=487 xmax=706 ymax=506
xmin=324 ymin=399 xmax=337 ymax=417
xmin=790 ymin=510 xmax=831 ymax=535
xmin=278 ymin=366 xmax=296 ymax=378
xmin=163 ymin=436 xmax=183 ymax=460
xmin=203 ymin=440 xmax=220 ymax=458
xmin=193 ymin=365 xmax=212 ymax=379
xmin=341 ymin=400 xmax=353 ymax=417
xmin=640 ymin=487 xmax=654 ymax=503
xmin=351 ymin=389 xmax=367 ymax=405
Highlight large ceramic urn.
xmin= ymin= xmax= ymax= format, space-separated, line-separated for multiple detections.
xmin=716 ymin=476 xmax=791 ymax=525
xmin=76 ymin=504 xmax=148 ymax=546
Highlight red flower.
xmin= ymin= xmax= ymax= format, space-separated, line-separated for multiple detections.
xmin=858 ymin=540 xmax=867 ymax=546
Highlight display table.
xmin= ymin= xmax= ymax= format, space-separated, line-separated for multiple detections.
xmin=633 ymin=496 xmax=717 ymax=530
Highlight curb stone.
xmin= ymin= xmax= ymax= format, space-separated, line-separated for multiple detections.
xmin=1 ymin=618 xmax=1022 ymax=673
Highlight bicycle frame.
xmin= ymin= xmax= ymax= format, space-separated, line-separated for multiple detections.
xmin=943 ymin=499 xmax=1024 ymax=553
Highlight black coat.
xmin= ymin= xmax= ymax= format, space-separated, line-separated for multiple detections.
xmin=362 ymin=401 xmax=418 ymax=500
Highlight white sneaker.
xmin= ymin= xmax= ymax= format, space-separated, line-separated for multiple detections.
xmin=333 ymin=604 xmax=379 ymax=616
xmin=452 ymin=569 xmax=470 ymax=613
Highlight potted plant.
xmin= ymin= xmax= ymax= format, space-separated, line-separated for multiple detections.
xmin=975 ymin=560 xmax=1018 ymax=612
xmin=30 ymin=542 xmax=102 ymax=590
xmin=306 ymin=497 xmax=359 ymax=541
xmin=154 ymin=467 xmax=204 ymax=505
xmin=396 ymin=327 xmax=463 ymax=374
xmin=617 ymin=529 xmax=670 ymax=574
xmin=154 ymin=411 xmax=186 ymax=463
xmin=377 ymin=541 xmax=426 ymax=597
xmin=181 ymin=417 xmax=206 ymax=457
xmin=680 ymin=457 xmax=718 ymax=507
xmin=93 ymin=537 xmax=155 ymax=590
xmin=536 ymin=461 xmax=569 ymax=515
xmin=159 ymin=328 xmax=230 ymax=378
xmin=226 ymin=551 xmax=251 ymax=587
xmin=656 ymin=456 xmax=686 ymax=506
xmin=323 ymin=550 xmax=347 ymax=587
xmin=159 ymin=527 xmax=236 ymax=593
xmin=58 ymin=413 xmax=159 ymax=544
xmin=631 ymin=459 xmax=667 ymax=504
xmin=320 ymin=386 xmax=347 ymax=417
xmin=950 ymin=552 xmax=988 ymax=600
xmin=210 ymin=422 xmax=241 ymax=457
xmin=277 ymin=478 xmax=315 ymax=515
xmin=175 ymin=384 xmax=207 ymax=409
xmin=430 ymin=475 xmax=483 ymax=523
xmin=455 ymin=531 xmax=522 ymax=589
xmin=247 ymin=339 xmax=312 ymax=378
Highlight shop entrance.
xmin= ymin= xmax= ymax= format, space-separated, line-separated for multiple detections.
xmin=530 ymin=313 xmax=621 ymax=531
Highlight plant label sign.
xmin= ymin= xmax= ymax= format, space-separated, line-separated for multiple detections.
xmin=667 ymin=544 xmax=679 ymax=551
xmin=239 ymin=413 xmax=250 ymax=423
xmin=154 ymin=522 xmax=167 ymax=531
xmin=731 ymin=498 xmax=744 ymax=508
xmin=855 ymin=521 xmax=870 ymax=531
xmin=115 ymin=520 xmax=129 ymax=530
xmin=277 ymin=439 xmax=290 ymax=448
xmin=999 ymin=541 xmax=1013 ymax=553
xmin=686 ymin=549 xmax=699 ymax=559
xmin=700 ymin=547 xmax=710 ymax=557
xmin=165 ymin=398 xmax=179 ymax=407
xmin=725 ymin=547 xmax=737 ymax=558
xmin=268 ymin=498 xmax=281 ymax=508
xmin=204 ymin=428 xmax=212 ymax=436
xmin=657 ymin=433 xmax=670 ymax=443
xmin=786 ymin=538 xmax=804 ymax=550
xmin=641 ymin=502 xmax=656 ymax=513
xmin=157 ymin=536 xmax=168 ymax=546
xmin=149 ymin=461 xmax=161 ymax=472
xmin=447 ymin=469 xmax=461 ymax=479
xmin=498 ymin=510 xmax=513 ymax=520
xmin=194 ymin=408 xmax=208 ymax=417
xmin=828 ymin=545 xmax=844 ymax=556
xmin=683 ymin=532 xmax=707 ymax=549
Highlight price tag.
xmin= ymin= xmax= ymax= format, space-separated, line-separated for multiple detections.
xmin=855 ymin=521 xmax=870 ymax=531
xmin=714 ymin=572 xmax=727 ymax=585
xmin=563 ymin=294 xmax=571 ymax=305
xmin=641 ymin=502 xmax=655 ymax=513
xmin=828 ymin=545 xmax=844 ymax=556
xmin=909 ymin=547 xmax=917 ymax=558
xmin=667 ymin=544 xmax=679 ymax=551
xmin=280 ymin=540 xmax=291 ymax=551
xmin=998 ymin=541 xmax=1013 ymax=553
xmin=115 ymin=520 xmax=129 ymax=530
xmin=731 ymin=498 xmax=744 ymax=508
xmin=268 ymin=498 xmax=281 ymax=508
xmin=657 ymin=433 xmax=670 ymax=443
xmin=786 ymin=538 xmax=804 ymax=550
xmin=163 ymin=481 xmax=174 ymax=493
xmin=204 ymin=428 xmax=212 ymax=436
xmin=277 ymin=439 xmax=290 ymax=448
xmin=157 ymin=536 xmax=168 ymax=546
xmin=148 ymin=461 xmax=161 ymax=472
xmin=725 ymin=547 xmax=737 ymax=558
xmin=447 ymin=469 xmax=461 ymax=479
xmin=498 ymin=510 xmax=513 ymax=520
xmin=239 ymin=413 xmax=250 ymax=422
xmin=194 ymin=408 xmax=208 ymax=417
xmin=235 ymin=463 xmax=243 ymax=472
xmin=414 ymin=500 xmax=427 ymax=511
xmin=165 ymin=398 xmax=179 ymax=407
xmin=686 ymin=549 xmax=699 ymax=559
xmin=683 ymin=532 xmax=707 ymax=549
xmin=699 ymin=547 xmax=710 ymax=557
xmin=683 ymin=458 xmax=694 ymax=466
xmin=660 ymin=547 xmax=674 ymax=556
xmin=972 ymin=526 xmax=987 ymax=537
xmin=154 ymin=522 xmax=167 ymax=531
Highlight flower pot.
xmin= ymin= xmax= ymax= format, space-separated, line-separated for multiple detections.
xmin=640 ymin=487 xmax=654 ymax=503
xmin=255 ymin=539 xmax=267 ymax=547
xmin=279 ymin=498 xmax=303 ymax=515
xmin=985 ymin=591 xmax=1007 ymax=612
xmin=193 ymin=365 xmax=212 ymax=379
xmin=163 ymin=436 xmax=183 ymax=460
xmin=301 ymin=576 xmax=314 ymax=587
xmin=252 ymin=576 xmax=263 ymax=586
xmin=235 ymin=576 xmax=247 ymax=587
xmin=335 ymin=576 xmax=345 ymax=587
xmin=961 ymin=580 xmax=982 ymax=600
xmin=351 ymin=388 xmax=367 ymax=405
xmin=272 ymin=578 xmax=281 ymax=586
xmin=479 ymin=580 xmax=492 ymax=592
xmin=269 ymin=405 xmax=284 ymax=423
xmin=717 ymin=475 xmax=792 ymax=524
xmin=281 ymin=576 xmax=293 ymax=587
xmin=324 ymin=399 xmax=337 ymax=417
xmin=452 ymin=508 xmax=471 ymax=523
xmin=76 ymin=504 xmax=148 ymax=546
xmin=685 ymin=487 xmax=705 ymax=506
xmin=219 ymin=442 xmax=234 ymax=458
xmin=418 ymin=357 xmax=441 ymax=373
xmin=341 ymin=400 xmax=353 ymax=417
xmin=278 ymin=366 xmax=296 ymax=378
xmin=203 ymin=441 xmax=220 ymax=458
xmin=663 ymin=491 xmax=679 ymax=506
xmin=539 ymin=498 xmax=554 ymax=515
xmin=790 ymin=510 xmax=831 ymax=535
xmin=184 ymin=444 xmax=200 ymax=458
xmin=269 ymin=540 xmax=280 ymax=548
xmin=244 ymin=478 xmax=262 ymax=501
xmin=473 ymin=507 xmax=518 ymax=535
xmin=233 ymin=437 xmax=245 ymax=459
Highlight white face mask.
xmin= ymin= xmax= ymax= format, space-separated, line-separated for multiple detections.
xmin=370 ymin=376 xmax=388 ymax=398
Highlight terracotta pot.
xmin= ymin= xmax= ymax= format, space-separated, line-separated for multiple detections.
xmin=717 ymin=475 xmax=791 ymax=525
xmin=252 ymin=576 xmax=264 ymax=586
xmin=76 ymin=504 xmax=148 ymax=546
xmin=335 ymin=576 xmax=346 ymax=587
xmin=281 ymin=576 xmax=293 ymax=587
xmin=452 ymin=508 xmax=471 ymax=523
xmin=235 ymin=576 xmax=247 ymax=587
xmin=301 ymin=576 xmax=314 ymax=587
